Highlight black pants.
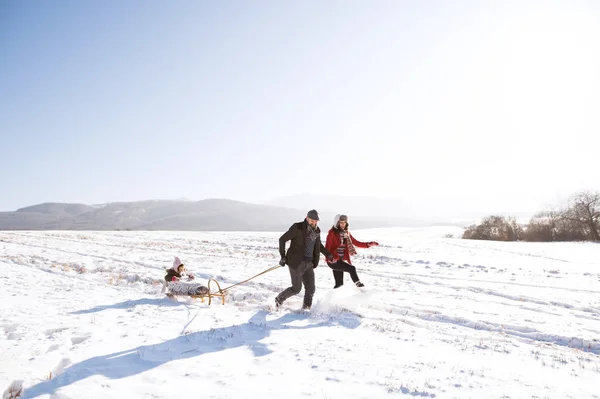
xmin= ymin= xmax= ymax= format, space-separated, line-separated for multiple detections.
xmin=276 ymin=260 xmax=315 ymax=307
xmin=328 ymin=260 xmax=360 ymax=287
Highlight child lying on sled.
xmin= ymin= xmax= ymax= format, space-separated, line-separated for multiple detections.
xmin=163 ymin=256 xmax=209 ymax=296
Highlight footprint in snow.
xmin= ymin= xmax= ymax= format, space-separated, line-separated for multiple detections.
xmin=70 ymin=336 xmax=89 ymax=345
xmin=44 ymin=327 xmax=69 ymax=337
xmin=46 ymin=344 xmax=61 ymax=353
xmin=2 ymin=324 xmax=18 ymax=339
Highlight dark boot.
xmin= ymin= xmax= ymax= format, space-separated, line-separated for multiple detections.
xmin=302 ymin=296 xmax=312 ymax=310
xmin=332 ymin=269 xmax=344 ymax=288
xmin=355 ymin=281 xmax=365 ymax=288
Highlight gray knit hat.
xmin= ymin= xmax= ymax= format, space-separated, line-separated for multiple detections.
xmin=306 ymin=209 xmax=320 ymax=221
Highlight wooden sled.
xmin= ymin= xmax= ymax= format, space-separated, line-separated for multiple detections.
xmin=166 ymin=278 xmax=226 ymax=305
xmin=191 ymin=278 xmax=226 ymax=305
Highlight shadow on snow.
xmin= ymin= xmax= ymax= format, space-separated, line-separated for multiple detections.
xmin=23 ymin=308 xmax=360 ymax=398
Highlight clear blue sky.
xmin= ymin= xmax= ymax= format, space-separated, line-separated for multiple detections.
xmin=1 ymin=1 xmax=599 ymax=213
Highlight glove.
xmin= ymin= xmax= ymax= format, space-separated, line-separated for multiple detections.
xmin=279 ymin=256 xmax=287 ymax=267
xmin=188 ymin=274 xmax=195 ymax=280
xmin=368 ymin=241 xmax=379 ymax=247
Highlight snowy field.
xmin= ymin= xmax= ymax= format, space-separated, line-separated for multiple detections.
xmin=1 ymin=228 xmax=599 ymax=399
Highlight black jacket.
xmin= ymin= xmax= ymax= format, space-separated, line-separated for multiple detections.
xmin=279 ymin=220 xmax=332 ymax=269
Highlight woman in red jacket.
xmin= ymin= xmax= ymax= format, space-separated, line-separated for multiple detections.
xmin=325 ymin=214 xmax=379 ymax=288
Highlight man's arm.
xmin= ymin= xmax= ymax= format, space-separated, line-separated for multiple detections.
xmin=279 ymin=224 xmax=297 ymax=258
xmin=319 ymin=237 xmax=333 ymax=259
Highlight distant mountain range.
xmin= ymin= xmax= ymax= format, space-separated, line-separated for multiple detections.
xmin=265 ymin=193 xmax=535 ymax=225
xmin=0 ymin=198 xmax=459 ymax=231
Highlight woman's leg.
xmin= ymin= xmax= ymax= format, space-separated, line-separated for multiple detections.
xmin=329 ymin=260 xmax=360 ymax=283
xmin=332 ymin=270 xmax=344 ymax=288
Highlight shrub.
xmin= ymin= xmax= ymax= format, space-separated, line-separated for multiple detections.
xmin=463 ymin=215 xmax=522 ymax=241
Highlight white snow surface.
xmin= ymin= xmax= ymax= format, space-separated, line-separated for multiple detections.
xmin=1 ymin=228 xmax=599 ymax=399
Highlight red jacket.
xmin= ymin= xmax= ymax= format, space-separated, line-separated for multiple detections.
xmin=325 ymin=228 xmax=369 ymax=265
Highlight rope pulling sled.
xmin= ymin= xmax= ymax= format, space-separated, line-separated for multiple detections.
xmin=165 ymin=265 xmax=281 ymax=305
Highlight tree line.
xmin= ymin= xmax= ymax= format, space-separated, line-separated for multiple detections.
xmin=462 ymin=191 xmax=600 ymax=242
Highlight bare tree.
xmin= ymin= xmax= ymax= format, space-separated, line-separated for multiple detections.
xmin=557 ymin=191 xmax=600 ymax=242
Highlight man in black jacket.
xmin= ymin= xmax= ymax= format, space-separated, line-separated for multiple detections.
xmin=275 ymin=209 xmax=334 ymax=310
